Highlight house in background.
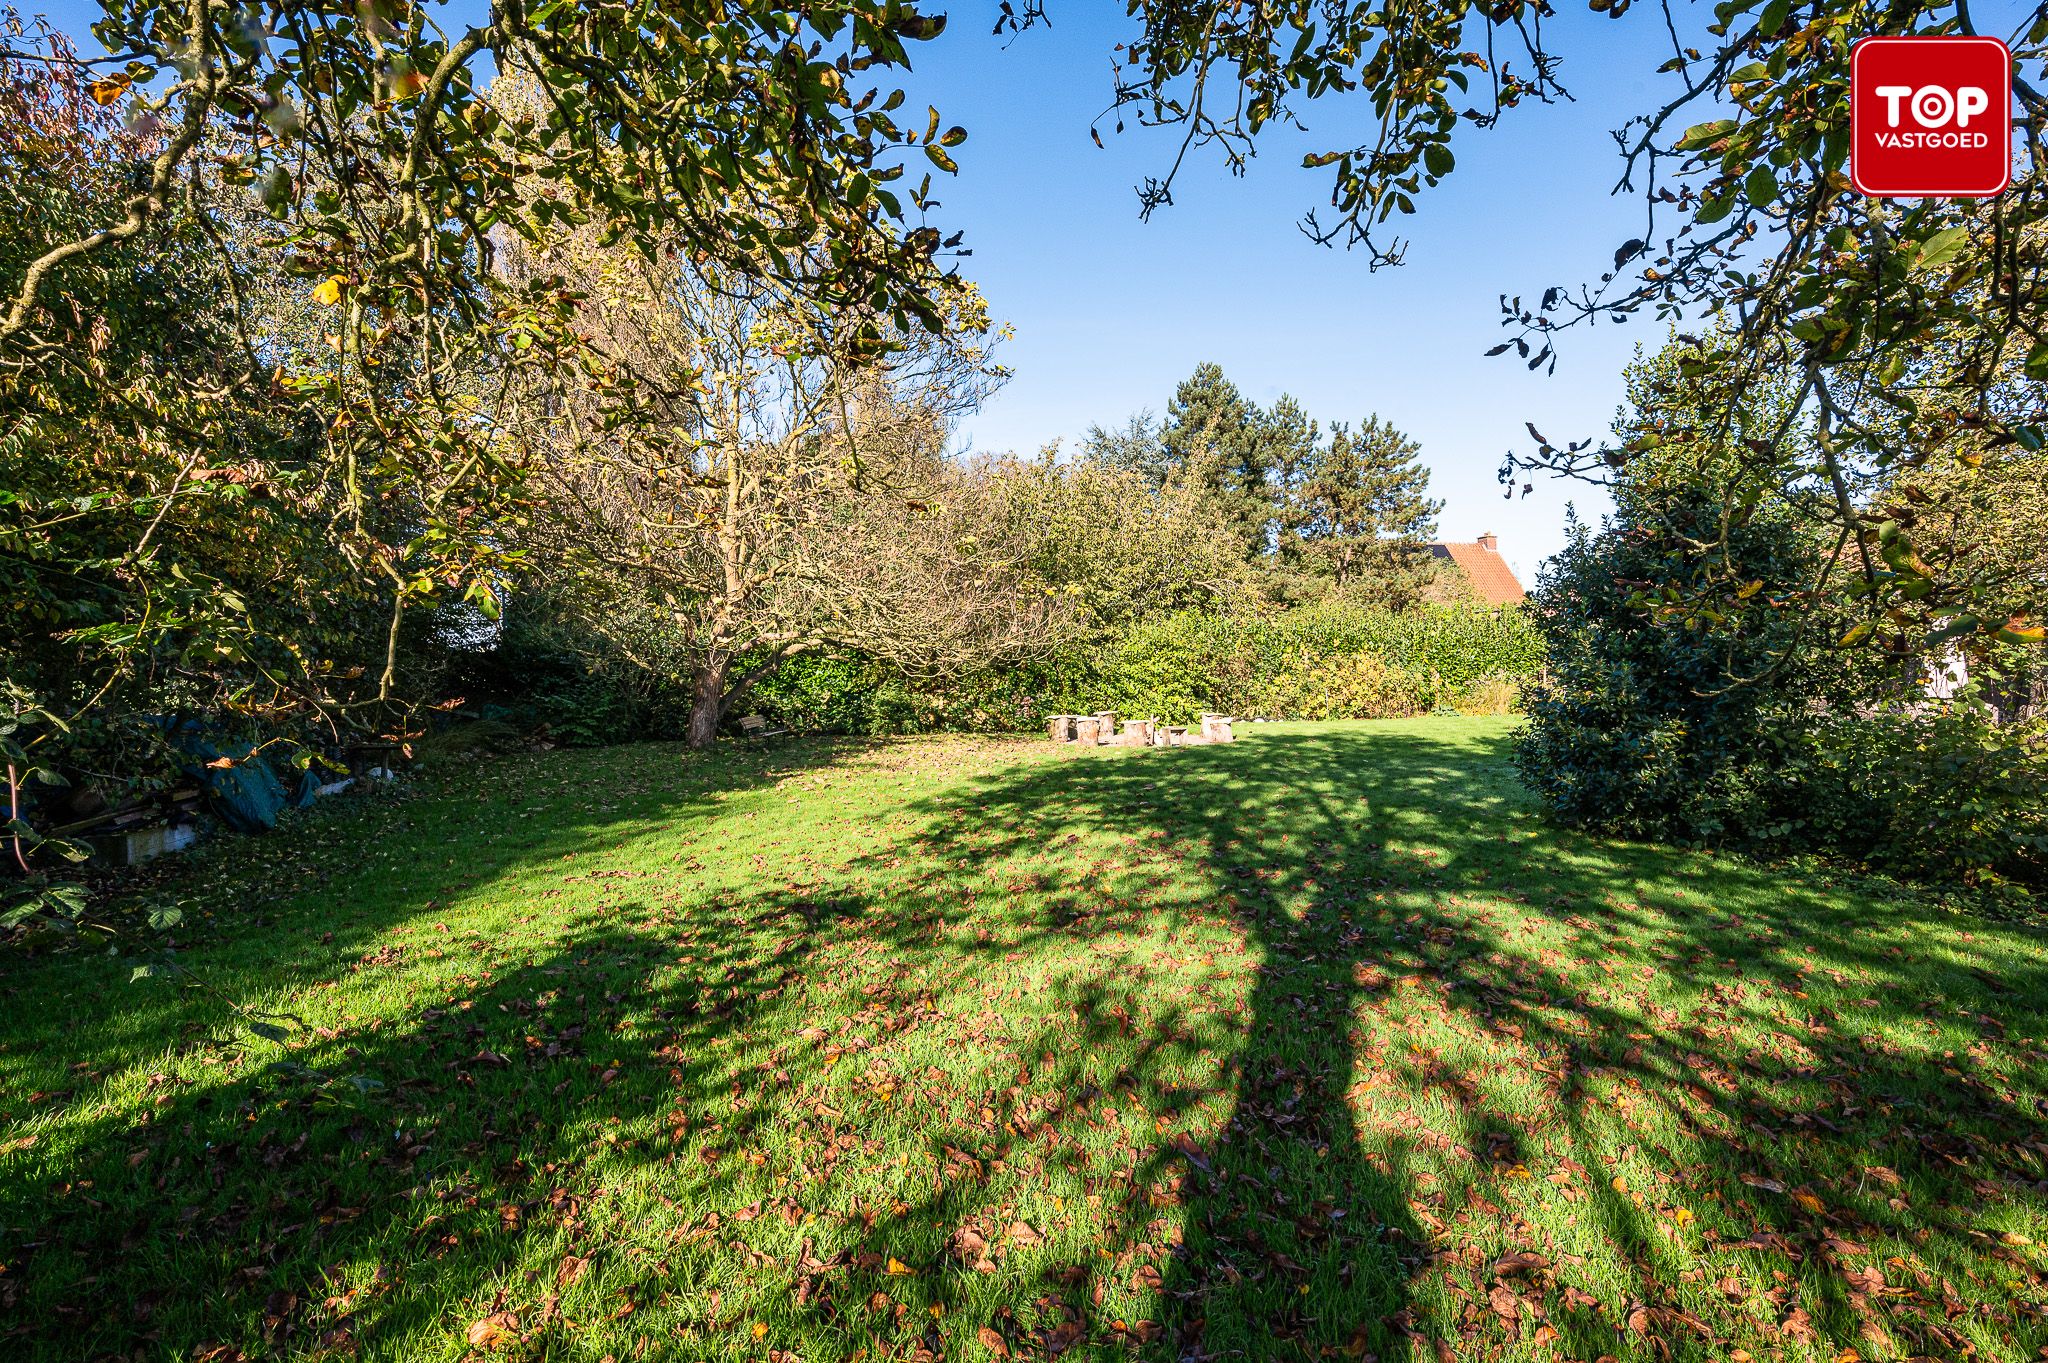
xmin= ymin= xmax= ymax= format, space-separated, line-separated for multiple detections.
xmin=1427 ymin=532 xmax=1526 ymax=606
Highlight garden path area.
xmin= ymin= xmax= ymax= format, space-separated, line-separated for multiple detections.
xmin=3 ymin=718 xmax=2046 ymax=1362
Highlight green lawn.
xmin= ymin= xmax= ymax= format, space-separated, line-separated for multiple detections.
xmin=4 ymin=717 xmax=2047 ymax=1362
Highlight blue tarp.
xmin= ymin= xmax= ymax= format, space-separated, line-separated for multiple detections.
xmin=152 ymin=719 xmax=318 ymax=833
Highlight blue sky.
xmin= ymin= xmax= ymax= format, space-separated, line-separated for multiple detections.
xmin=898 ymin=8 xmax=1692 ymax=581
xmin=32 ymin=2 xmax=1738 ymax=579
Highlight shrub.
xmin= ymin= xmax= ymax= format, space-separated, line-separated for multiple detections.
xmin=1453 ymin=673 xmax=1523 ymax=716
xmin=1090 ymin=604 xmax=1540 ymax=722
xmin=1512 ymin=496 xmax=1824 ymax=845
xmin=1797 ymin=705 xmax=2048 ymax=893
xmin=473 ymin=602 xmax=1542 ymax=739
xmin=1251 ymin=650 xmax=1430 ymax=720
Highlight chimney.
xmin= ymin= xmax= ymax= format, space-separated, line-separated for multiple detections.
xmin=1477 ymin=531 xmax=1499 ymax=553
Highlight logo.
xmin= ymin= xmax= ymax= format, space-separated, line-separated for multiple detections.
xmin=1851 ymin=36 xmax=2012 ymax=197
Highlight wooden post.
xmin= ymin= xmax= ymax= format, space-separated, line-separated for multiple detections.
xmin=1047 ymin=715 xmax=1076 ymax=743
xmin=1074 ymin=716 xmax=1103 ymax=745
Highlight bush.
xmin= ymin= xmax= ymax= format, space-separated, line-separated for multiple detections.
xmin=1092 ymin=604 xmax=1540 ymax=722
xmin=1798 ymin=705 xmax=2048 ymax=893
xmin=1455 ymin=673 xmax=1523 ymax=717
xmin=1251 ymin=650 xmax=1430 ymax=720
xmin=1512 ymin=496 xmax=1825 ymax=845
xmin=736 ymin=605 xmax=1539 ymax=733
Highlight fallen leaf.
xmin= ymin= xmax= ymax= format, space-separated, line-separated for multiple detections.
xmin=1492 ymin=1251 xmax=1551 ymax=1278
xmin=466 ymin=1311 xmax=519 ymax=1349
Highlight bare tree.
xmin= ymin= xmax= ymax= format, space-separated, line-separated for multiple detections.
xmin=501 ymin=218 xmax=1054 ymax=746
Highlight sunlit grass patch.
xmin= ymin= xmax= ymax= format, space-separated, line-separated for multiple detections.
xmin=2 ymin=718 xmax=2044 ymax=1361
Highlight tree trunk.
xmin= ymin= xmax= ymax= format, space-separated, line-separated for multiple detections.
xmin=686 ymin=659 xmax=727 ymax=749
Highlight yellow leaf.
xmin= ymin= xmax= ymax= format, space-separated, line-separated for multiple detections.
xmin=1672 ymin=1207 xmax=1695 ymax=1225
xmin=88 ymin=73 xmax=131 ymax=105
xmin=313 ymin=275 xmax=345 ymax=305
xmin=1793 ymin=1192 xmax=1825 ymax=1214
xmin=885 ymin=1257 xmax=917 ymax=1276
xmin=750 ymin=1321 xmax=769 ymax=1339
xmin=2001 ymin=1231 xmax=2034 ymax=1246
xmin=1611 ymin=1176 xmax=1629 ymax=1193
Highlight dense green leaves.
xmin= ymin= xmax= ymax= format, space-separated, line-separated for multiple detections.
xmin=1514 ymin=493 xmax=1828 ymax=845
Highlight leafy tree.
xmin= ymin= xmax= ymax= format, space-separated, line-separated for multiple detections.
xmin=1513 ymin=492 xmax=1824 ymax=844
xmin=498 ymin=196 xmax=1043 ymax=747
xmin=1 ymin=19 xmax=403 ymax=774
xmin=1 ymin=0 xmax=966 ymax=754
xmin=976 ymin=448 xmax=1263 ymax=627
xmin=984 ymin=3 xmax=2048 ymax=657
xmin=1080 ymin=411 xmax=1169 ymax=487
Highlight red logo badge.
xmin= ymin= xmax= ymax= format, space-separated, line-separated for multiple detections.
xmin=1851 ymin=36 xmax=2012 ymax=197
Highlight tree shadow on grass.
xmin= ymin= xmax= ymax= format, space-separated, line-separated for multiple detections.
xmin=851 ymin=724 xmax=2048 ymax=1361
xmin=4 ymin=722 xmax=2047 ymax=1362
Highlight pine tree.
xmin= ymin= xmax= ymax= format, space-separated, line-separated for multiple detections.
xmin=1079 ymin=411 xmax=1169 ymax=487
xmin=1159 ymin=363 xmax=1276 ymax=557
xmin=1260 ymin=394 xmax=1322 ymax=549
xmin=1286 ymin=416 xmax=1442 ymax=606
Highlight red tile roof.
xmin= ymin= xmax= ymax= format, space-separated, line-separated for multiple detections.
xmin=1428 ymin=540 xmax=1526 ymax=606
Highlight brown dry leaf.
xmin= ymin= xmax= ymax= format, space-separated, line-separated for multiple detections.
xmin=1007 ymin=1220 xmax=1043 ymax=1246
xmin=465 ymin=1311 xmax=520 ymax=1349
xmin=1740 ymin=1173 xmax=1786 ymax=1194
xmin=1489 ymin=1283 xmax=1524 ymax=1326
xmin=557 ymin=1255 xmax=589 ymax=1288
xmin=950 ymin=1223 xmax=995 ymax=1271
xmin=976 ymin=1325 xmax=1010 ymax=1357
xmin=1793 ymin=1191 xmax=1825 ymax=1214
xmin=1492 ymin=1251 xmax=1551 ymax=1278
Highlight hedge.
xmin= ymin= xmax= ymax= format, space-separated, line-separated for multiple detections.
xmin=748 ymin=604 xmax=1542 ymax=735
